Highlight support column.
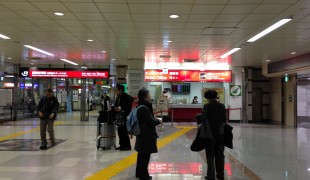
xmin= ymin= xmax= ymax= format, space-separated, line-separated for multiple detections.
xmin=80 ymin=78 xmax=88 ymax=121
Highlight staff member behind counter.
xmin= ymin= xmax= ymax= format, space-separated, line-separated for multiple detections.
xmin=192 ymin=96 xmax=198 ymax=104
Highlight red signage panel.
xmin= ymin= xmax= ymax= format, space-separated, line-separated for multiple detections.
xmin=145 ymin=70 xmax=231 ymax=82
xmin=29 ymin=70 xmax=109 ymax=78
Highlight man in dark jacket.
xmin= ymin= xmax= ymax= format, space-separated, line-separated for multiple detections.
xmin=113 ymin=84 xmax=134 ymax=151
xmin=197 ymin=90 xmax=226 ymax=180
xmin=37 ymin=88 xmax=59 ymax=150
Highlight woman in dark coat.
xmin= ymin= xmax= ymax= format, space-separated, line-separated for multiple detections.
xmin=196 ymin=90 xmax=226 ymax=180
xmin=135 ymin=88 xmax=160 ymax=180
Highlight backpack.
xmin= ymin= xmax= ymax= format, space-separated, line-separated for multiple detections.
xmin=126 ymin=105 xmax=147 ymax=136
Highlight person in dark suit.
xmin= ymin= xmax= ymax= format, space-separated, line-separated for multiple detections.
xmin=37 ymin=88 xmax=59 ymax=150
xmin=135 ymin=88 xmax=160 ymax=180
xmin=197 ymin=90 xmax=226 ymax=180
xmin=101 ymin=92 xmax=110 ymax=111
xmin=113 ymin=84 xmax=134 ymax=151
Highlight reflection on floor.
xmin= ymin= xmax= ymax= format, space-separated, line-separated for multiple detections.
xmin=0 ymin=139 xmax=65 ymax=151
xmin=0 ymin=111 xmax=309 ymax=179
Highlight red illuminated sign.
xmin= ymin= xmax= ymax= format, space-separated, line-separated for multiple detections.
xmin=145 ymin=70 xmax=231 ymax=82
xmin=148 ymin=162 xmax=232 ymax=176
xmin=29 ymin=70 xmax=109 ymax=78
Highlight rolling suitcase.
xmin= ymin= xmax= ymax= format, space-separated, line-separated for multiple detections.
xmin=96 ymin=111 xmax=116 ymax=150
xmin=97 ymin=122 xmax=116 ymax=150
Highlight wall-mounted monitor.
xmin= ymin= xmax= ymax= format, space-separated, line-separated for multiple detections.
xmin=171 ymin=83 xmax=190 ymax=94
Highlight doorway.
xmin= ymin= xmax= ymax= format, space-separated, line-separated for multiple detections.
xmin=297 ymin=77 xmax=310 ymax=128
xmin=252 ymin=88 xmax=262 ymax=122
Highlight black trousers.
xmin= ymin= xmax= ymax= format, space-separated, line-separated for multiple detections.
xmin=136 ymin=153 xmax=151 ymax=178
xmin=117 ymin=125 xmax=131 ymax=148
xmin=205 ymin=135 xmax=225 ymax=180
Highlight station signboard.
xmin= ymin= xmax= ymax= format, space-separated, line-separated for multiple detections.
xmin=145 ymin=69 xmax=231 ymax=82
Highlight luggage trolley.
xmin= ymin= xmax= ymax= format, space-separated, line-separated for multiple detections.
xmin=96 ymin=111 xmax=116 ymax=150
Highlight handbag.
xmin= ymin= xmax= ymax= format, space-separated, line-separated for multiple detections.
xmin=114 ymin=110 xmax=125 ymax=127
xmin=190 ymin=120 xmax=214 ymax=152
xmin=224 ymin=123 xmax=233 ymax=149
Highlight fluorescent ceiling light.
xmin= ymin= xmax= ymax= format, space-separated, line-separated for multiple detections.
xmin=4 ymin=75 xmax=14 ymax=78
xmin=7 ymin=57 xmax=12 ymax=60
xmin=102 ymin=51 xmax=106 ymax=53
xmin=170 ymin=15 xmax=179 ymax=19
xmin=24 ymin=45 xmax=54 ymax=56
xmin=247 ymin=18 xmax=292 ymax=42
xmin=111 ymin=59 xmax=116 ymax=61
xmin=220 ymin=48 xmax=241 ymax=58
xmin=266 ymin=59 xmax=271 ymax=62
xmin=81 ymin=66 xmax=87 ymax=69
xmin=54 ymin=12 xmax=64 ymax=16
xmin=60 ymin=58 xmax=78 ymax=66
xmin=166 ymin=40 xmax=172 ymax=43
xmin=0 ymin=33 xmax=11 ymax=39
xmin=291 ymin=52 xmax=296 ymax=54
xmin=87 ymin=39 xmax=93 ymax=42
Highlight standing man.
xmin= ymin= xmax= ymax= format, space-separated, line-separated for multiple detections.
xmin=114 ymin=84 xmax=133 ymax=151
xmin=37 ymin=88 xmax=59 ymax=150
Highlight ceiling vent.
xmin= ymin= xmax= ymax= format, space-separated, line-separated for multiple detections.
xmin=183 ymin=58 xmax=198 ymax=62
xmin=200 ymin=27 xmax=237 ymax=35
xmin=160 ymin=55 xmax=171 ymax=58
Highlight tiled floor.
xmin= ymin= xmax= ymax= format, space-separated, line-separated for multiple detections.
xmin=0 ymin=112 xmax=309 ymax=180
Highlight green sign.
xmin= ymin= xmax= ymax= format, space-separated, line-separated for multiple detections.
xmin=230 ymin=85 xmax=241 ymax=96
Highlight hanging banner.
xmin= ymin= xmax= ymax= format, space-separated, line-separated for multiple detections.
xmin=145 ymin=70 xmax=231 ymax=82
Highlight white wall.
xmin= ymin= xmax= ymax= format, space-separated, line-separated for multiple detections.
xmin=297 ymin=81 xmax=310 ymax=117
xmin=225 ymin=67 xmax=243 ymax=121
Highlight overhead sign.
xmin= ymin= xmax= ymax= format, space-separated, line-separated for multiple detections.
xmin=145 ymin=70 xmax=232 ymax=82
xmin=19 ymin=68 xmax=109 ymax=78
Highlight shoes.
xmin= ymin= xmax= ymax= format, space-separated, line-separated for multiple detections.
xmin=115 ymin=146 xmax=121 ymax=150
xmin=51 ymin=139 xmax=56 ymax=146
xmin=120 ymin=147 xmax=131 ymax=151
xmin=39 ymin=145 xmax=47 ymax=150
xmin=139 ymin=176 xmax=152 ymax=180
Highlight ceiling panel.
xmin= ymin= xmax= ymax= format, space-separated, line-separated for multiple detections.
xmin=160 ymin=4 xmax=192 ymax=14
xmin=0 ymin=0 xmax=310 ymax=67
xmin=31 ymin=2 xmax=69 ymax=12
xmin=64 ymin=3 xmax=100 ymax=13
xmin=103 ymin=13 xmax=132 ymax=21
xmin=96 ymin=3 xmax=129 ymax=13
xmin=253 ymin=5 xmax=291 ymax=14
xmin=221 ymin=5 xmax=258 ymax=14
xmin=128 ymin=4 xmax=160 ymax=14
xmin=1 ymin=2 xmax=39 ymax=11
xmin=191 ymin=5 xmax=225 ymax=14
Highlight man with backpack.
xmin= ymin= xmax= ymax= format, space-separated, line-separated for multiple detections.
xmin=133 ymin=88 xmax=160 ymax=180
xmin=37 ymin=88 xmax=59 ymax=150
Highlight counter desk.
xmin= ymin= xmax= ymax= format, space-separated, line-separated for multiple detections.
xmin=169 ymin=104 xmax=203 ymax=122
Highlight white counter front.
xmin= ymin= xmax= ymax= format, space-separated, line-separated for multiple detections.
xmin=169 ymin=104 xmax=203 ymax=109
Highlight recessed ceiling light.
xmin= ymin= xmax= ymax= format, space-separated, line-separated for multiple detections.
xmin=0 ymin=33 xmax=11 ymax=39
xmin=266 ymin=59 xmax=271 ymax=62
xmin=102 ymin=51 xmax=106 ymax=53
xmin=291 ymin=52 xmax=296 ymax=54
xmin=166 ymin=40 xmax=172 ymax=43
xmin=54 ymin=12 xmax=64 ymax=16
xmin=170 ymin=15 xmax=179 ymax=19
xmin=87 ymin=39 xmax=93 ymax=42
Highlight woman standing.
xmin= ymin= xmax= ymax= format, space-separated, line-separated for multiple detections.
xmin=196 ymin=90 xmax=226 ymax=180
xmin=135 ymin=88 xmax=160 ymax=180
